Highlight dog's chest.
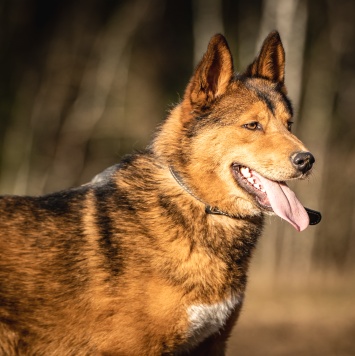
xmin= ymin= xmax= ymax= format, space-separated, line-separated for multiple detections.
xmin=185 ymin=293 xmax=241 ymax=347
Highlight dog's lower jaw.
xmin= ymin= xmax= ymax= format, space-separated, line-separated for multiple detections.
xmin=232 ymin=196 xmax=264 ymax=218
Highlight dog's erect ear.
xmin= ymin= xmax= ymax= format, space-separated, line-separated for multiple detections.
xmin=183 ymin=34 xmax=233 ymax=114
xmin=245 ymin=31 xmax=286 ymax=92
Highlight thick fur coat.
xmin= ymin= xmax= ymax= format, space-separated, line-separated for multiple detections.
xmin=0 ymin=32 xmax=318 ymax=355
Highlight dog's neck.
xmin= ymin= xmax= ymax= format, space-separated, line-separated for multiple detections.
xmin=168 ymin=166 xmax=235 ymax=219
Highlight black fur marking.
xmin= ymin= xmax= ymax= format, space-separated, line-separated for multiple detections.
xmin=194 ymin=112 xmax=210 ymax=121
xmin=280 ymin=90 xmax=294 ymax=117
xmin=254 ymin=89 xmax=275 ymax=114
xmin=116 ymin=190 xmax=136 ymax=213
xmin=42 ymin=190 xmax=90 ymax=291
xmin=241 ymin=79 xmax=276 ymax=114
xmin=158 ymin=193 xmax=193 ymax=233
xmin=239 ymin=75 xmax=293 ymax=117
xmin=185 ymin=112 xmax=225 ymax=139
xmin=119 ymin=154 xmax=136 ymax=166
xmin=94 ymin=184 xmax=123 ymax=278
xmin=35 ymin=188 xmax=87 ymax=216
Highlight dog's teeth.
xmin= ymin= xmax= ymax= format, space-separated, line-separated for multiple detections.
xmin=247 ymin=177 xmax=255 ymax=184
xmin=240 ymin=167 xmax=251 ymax=178
xmin=260 ymin=188 xmax=266 ymax=193
xmin=254 ymin=184 xmax=261 ymax=190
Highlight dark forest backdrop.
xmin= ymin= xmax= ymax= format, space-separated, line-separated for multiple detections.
xmin=1 ymin=0 xmax=354 ymax=354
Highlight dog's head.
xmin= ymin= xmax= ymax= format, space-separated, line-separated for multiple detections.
xmin=155 ymin=32 xmax=315 ymax=231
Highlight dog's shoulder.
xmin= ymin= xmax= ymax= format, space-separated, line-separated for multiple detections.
xmin=90 ymin=152 xmax=156 ymax=184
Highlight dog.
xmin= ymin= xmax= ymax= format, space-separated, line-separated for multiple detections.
xmin=0 ymin=31 xmax=321 ymax=355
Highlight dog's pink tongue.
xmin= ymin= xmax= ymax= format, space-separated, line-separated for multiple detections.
xmin=253 ymin=172 xmax=309 ymax=231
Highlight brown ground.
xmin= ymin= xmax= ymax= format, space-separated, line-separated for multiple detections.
xmin=227 ymin=274 xmax=355 ymax=356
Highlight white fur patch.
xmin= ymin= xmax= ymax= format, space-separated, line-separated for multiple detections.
xmin=186 ymin=293 xmax=241 ymax=347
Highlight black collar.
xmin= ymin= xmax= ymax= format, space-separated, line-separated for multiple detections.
xmin=168 ymin=166 xmax=321 ymax=225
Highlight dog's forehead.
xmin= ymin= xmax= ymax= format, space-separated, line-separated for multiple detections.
xmin=230 ymin=77 xmax=293 ymax=118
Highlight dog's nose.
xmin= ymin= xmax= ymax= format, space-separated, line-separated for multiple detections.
xmin=291 ymin=151 xmax=315 ymax=174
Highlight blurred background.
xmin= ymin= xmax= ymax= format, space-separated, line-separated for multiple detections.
xmin=0 ymin=0 xmax=354 ymax=354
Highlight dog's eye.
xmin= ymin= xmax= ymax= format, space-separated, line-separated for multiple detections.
xmin=287 ymin=121 xmax=293 ymax=131
xmin=243 ymin=122 xmax=262 ymax=131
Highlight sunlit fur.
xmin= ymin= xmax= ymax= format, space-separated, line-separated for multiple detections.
xmin=0 ymin=32 xmax=313 ymax=355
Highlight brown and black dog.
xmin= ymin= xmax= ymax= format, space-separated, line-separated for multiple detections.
xmin=0 ymin=32 xmax=320 ymax=355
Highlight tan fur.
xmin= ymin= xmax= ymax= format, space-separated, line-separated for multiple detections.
xmin=0 ymin=32 xmax=314 ymax=355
